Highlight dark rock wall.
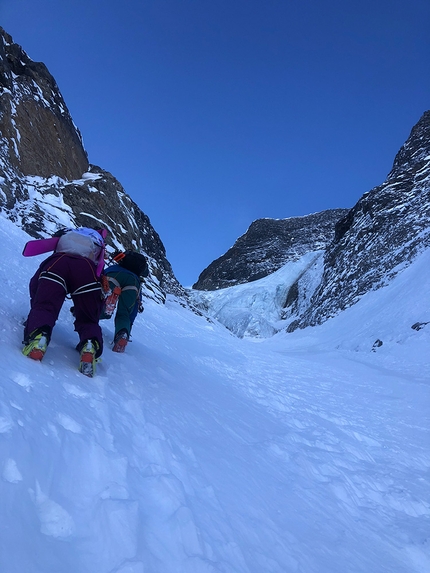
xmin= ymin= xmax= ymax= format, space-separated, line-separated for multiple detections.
xmin=0 ymin=27 xmax=182 ymax=297
xmin=0 ymin=28 xmax=88 ymax=180
xmin=193 ymin=110 xmax=430 ymax=334
xmin=292 ymin=110 xmax=430 ymax=329
xmin=2 ymin=26 xmax=428 ymax=326
xmin=193 ymin=209 xmax=349 ymax=290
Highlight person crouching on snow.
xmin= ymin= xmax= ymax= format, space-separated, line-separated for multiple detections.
xmin=22 ymin=227 xmax=107 ymax=377
xmin=100 ymin=250 xmax=149 ymax=353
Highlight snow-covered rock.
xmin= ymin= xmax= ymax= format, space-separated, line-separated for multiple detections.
xmin=193 ymin=209 xmax=348 ymax=290
xmin=0 ymin=27 xmax=181 ymax=298
xmin=296 ymin=110 xmax=430 ymax=329
xmin=193 ymin=111 xmax=430 ymax=337
xmin=189 ymin=251 xmax=323 ymax=338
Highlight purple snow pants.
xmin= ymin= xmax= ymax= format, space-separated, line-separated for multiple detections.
xmin=25 ymin=252 xmax=104 ymax=355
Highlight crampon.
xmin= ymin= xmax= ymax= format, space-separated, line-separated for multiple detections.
xmin=112 ymin=329 xmax=129 ymax=353
xmin=79 ymin=339 xmax=99 ymax=377
xmin=22 ymin=331 xmax=49 ymax=361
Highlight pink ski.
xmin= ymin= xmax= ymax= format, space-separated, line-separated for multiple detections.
xmin=22 ymin=229 xmax=107 ymax=275
xmin=22 ymin=237 xmax=59 ymax=257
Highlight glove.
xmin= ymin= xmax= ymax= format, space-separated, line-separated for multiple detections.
xmin=138 ymin=302 xmax=144 ymax=313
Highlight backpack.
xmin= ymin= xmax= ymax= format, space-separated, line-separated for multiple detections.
xmin=115 ymin=250 xmax=149 ymax=278
xmin=56 ymin=228 xmax=104 ymax=263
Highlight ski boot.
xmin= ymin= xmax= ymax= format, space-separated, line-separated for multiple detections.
xmin=112 ymin=329 xmax=129 ymax=353
xmin=78 ymin=339 xmax=99 ymax=377
xmin=22 ymin=329 xmax=50 ymax=361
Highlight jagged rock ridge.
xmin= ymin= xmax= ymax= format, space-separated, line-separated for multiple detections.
xmin=289 ymin=110 xmax=430 ymax=330
xmin=193 ymin=209 xmax=349 ymax=290
xmin=0 ymin=29 xmax=88 ymax=184
xmin=2 ymin=27 xmax=428 ymax=331
xmin=191 ymin=111 xmax=430 ymax=337
xmin=0 ymin=27 xmax=182 ymax=299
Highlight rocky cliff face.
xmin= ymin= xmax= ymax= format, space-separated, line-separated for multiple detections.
xmin=193 ymin=209 xmax=349 ymax=290
xmin=2 ymin=27 xmax=428 ymax=331
xmin=0 ymin=27 xmax=181 ymax=299
xmin=0 ymin=29 xmax=88 ymax=185
xmin=288 ymin=110 xmax=430 ymax=330
xmin=192 ymin=111 xmax=430 ymax=336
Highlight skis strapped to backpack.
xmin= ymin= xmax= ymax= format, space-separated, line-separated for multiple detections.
xmin=23 ymin=228 xmax=108 ymax=277
xmin=22 ymin=237 xmax=60 ymax=257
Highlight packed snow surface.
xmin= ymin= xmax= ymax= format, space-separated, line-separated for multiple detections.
xmin=0 ymin=214 xmax=429 ymax=573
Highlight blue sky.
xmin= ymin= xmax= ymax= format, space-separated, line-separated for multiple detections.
xmin=2 ymin=0 xmax=429 ymax=286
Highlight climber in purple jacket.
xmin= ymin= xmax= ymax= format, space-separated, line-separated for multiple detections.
xmin=22 ymin=227 xmax=107 ymax=377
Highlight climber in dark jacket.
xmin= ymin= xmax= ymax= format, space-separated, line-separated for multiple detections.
xmin=101 ymin=251 xmax=148 ymax=352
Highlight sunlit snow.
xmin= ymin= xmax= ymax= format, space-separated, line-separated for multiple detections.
xmin=0 ymin=214 xmax=429 ymax=573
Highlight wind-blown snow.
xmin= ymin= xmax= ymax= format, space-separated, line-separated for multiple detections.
xmin=0 ymin=213 xmax=429 ymax=573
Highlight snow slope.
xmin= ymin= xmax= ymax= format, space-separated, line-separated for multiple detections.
xmin=0 ymin=213 xmax=429 ymax=573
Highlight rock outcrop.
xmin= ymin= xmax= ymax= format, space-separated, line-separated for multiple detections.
xmin=0 ymin=27 xmax=182 ymax=299
xmin=288 ymin=110 xmax=430 ymax=330
xmin=193 ymin=209 xmax=349 ymax=290
xmin=0 ymin=28 xmax=88 ymax=183
xmin=192 ymin=110 xmax=430 ymax=336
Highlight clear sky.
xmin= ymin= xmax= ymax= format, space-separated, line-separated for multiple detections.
xmin=2 ymin=0 xmax=429 ymax=286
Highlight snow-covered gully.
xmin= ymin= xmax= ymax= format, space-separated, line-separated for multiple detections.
xmin=0 ymin=216 xmax=429 ymax=573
